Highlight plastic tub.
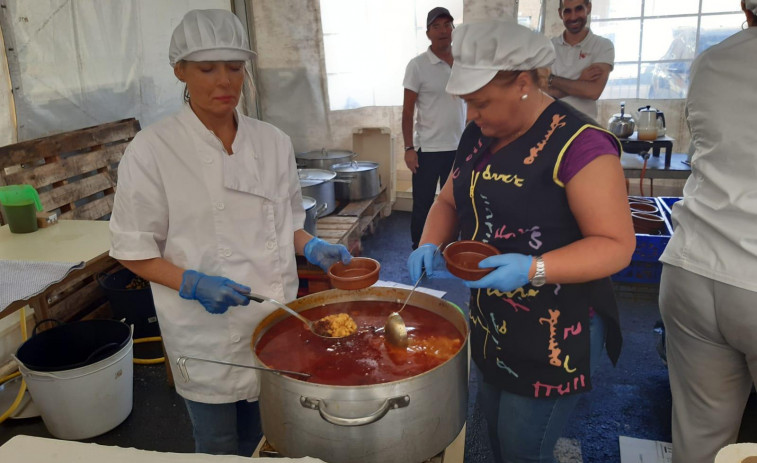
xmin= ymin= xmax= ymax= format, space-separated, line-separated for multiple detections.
xmin=98 ymin=268 xmax=160 ymax=338
xmin=14 ymin=320 xmax=133 ymax=440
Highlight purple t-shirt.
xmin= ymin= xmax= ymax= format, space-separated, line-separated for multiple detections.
xmin=557 ymin=129 xmax=620 ymax=184
xmin=475 ymin=128 xmax=619 ymax=180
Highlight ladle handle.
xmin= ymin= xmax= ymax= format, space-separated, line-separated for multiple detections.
xmin=175 ymin=356 xmax=310 ymax=382
xmin=246 ymin=292 xmax=312 ymax=327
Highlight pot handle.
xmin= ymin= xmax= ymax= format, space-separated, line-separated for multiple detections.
xmin=315 ymin=203 xmax=328 ymax=216
xmin=300 ymin=395 xmax=410 ymax=427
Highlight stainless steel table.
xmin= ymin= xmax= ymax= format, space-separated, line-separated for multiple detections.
xmin=621 ymin=152 xmax=691 ymax=180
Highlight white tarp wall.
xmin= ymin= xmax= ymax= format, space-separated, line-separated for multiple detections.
xmin=0 ymin=0 xmax=230 ymax=142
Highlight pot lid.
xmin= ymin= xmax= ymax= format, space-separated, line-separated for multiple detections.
xmin=302 ymin=196 xmax=317 ymax=210
xmin=298 ymin=168 xmax=337 ymax=184
xmin=331 ymin=161 xmax=379 ymax=172
xmin=296 ymin=149 xmax=356 ymax=160
xmin=611 ymin=113 xmax=634 ymax=121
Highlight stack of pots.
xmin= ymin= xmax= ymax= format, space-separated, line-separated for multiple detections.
xmin=296 ymin=149 xmax=382 ymax=220
xmin=299 ymin=169 xmax=339 ymax=218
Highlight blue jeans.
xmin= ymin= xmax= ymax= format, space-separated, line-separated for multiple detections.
xmin=183 ymin=398 xmax=263 ymax=456
xmin=477 ymin=314 xmax=606 ymax=463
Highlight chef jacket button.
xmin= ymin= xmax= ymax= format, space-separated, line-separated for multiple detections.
xmin=204 ymin=157 xmax=213 ymax=164
xmin=266 ymin=241 xmax=275 ymax=250
xmin=219 ymin=248 xmax=232 ymax=257
xmin=231 ymin=334 xmax=241 ymax=343
xmin=215 ymin=201 xmax=225 ymax=210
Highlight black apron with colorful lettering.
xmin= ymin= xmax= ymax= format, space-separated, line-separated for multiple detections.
xmin=452 ymin=100 xmax=622 ymax=398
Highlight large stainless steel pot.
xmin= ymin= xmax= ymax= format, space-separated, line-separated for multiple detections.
xmin=299 ymin=169 xmax=337 ymax=217
xmin=296 ymin=149 xmax=356 ymax=170
xmin=330 ymin=161 xmax=381 ymax=201
xmin=302 ymin=196 xmax=326 ymax=236
xmin=252 ymin=287 xmax=468 ymax=463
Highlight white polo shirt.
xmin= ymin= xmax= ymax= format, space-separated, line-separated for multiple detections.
xmin=551 ymin=30 xmax=614 ymax=120
xmin=403 ymin=48 xmax=466 ymax=152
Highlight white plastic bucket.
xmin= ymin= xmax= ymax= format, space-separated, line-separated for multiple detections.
xmin=13 ymin=337 xmax=133 ymax=440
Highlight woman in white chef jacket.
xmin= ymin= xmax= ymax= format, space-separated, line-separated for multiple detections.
xmin=658 ymin=2 xmax=757 ymax=462
xmin=109 ymin=9 xmax=351 ymax=456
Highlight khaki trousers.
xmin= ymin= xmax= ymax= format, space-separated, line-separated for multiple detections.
xmin=659 ymin=264 xmax=757 ymax=463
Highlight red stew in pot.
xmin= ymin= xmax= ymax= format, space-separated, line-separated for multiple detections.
xmin=254 ymin=300 xmax=464 ymax=386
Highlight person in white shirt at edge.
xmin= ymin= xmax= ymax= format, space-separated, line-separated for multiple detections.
xmin=545 ymin=0 xmax=614 ymax=120
xmin=658 ymin=2 xmax=757 ymax=462
xmin=402 ymin=7 xmax=467 ymax=250
xmin=108 ymin=9 xmax=351 ymax=457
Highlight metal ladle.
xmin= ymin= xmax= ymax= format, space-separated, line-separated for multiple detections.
xmin=246 ymin=292 xmax=347 ymax=339
xmin=176 ymin=356 xmax=310 ymax=382
xmin=384 ymin=270 xmax=426 ymax=348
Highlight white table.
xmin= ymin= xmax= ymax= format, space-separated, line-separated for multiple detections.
xmin=621 ymin=152 xmax=692 ymax=180
xmin=0 ymin=435 xmax=325 ymax=462
xmin=0 ymin=220 xmax=113 ymax=320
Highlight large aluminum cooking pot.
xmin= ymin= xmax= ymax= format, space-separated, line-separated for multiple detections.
xmin=302 ymin=196 xmax=326 ymax=236
xmin=330 ymin=161 xmax=381 ymax=201
xmin=296 ymin=149 xmax=356 ymax=170
xmin=299 ymin=169 xmax=337 ymax=217
xmin=252 ymin=287 xmax=468 ymax=463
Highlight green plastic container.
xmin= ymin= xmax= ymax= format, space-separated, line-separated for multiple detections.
xmin=0 ymin=185 xmax=43 ymax=234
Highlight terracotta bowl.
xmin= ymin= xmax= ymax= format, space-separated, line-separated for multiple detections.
xmin=328 ymin=257 xmax=380 ymax=290
xmin=629 ymin=201 xmax=659 ymax=214
xmin=443 ymin=240 xmax=500 ymax=281
xmin=628 ymin=196 xmax=656 ymax=204
xmin=632 ymin=211 xmax=666 ymax=235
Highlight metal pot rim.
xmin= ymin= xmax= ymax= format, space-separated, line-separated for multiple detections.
xmin=296 ymin=149 xmax=356 ymax=160
xmin=330 ymin=161 xmax=379 ymax=173
xmin=302 ymin=196 xmax=317 ymax=210
xmin=252 ymin=287 xmax=468 ymax=388
xmin=298 ymin=168 xmax=337 ymax=183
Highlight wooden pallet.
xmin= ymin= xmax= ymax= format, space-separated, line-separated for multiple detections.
xmin=316 ymin=185 xmax=390 ymax=253
xmin=0 ymin=119 xmax=140 ymax=323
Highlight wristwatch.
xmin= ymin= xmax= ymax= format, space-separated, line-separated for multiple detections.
xmin=404 ymin=146 xmax=415 ymax=152
xmin=530 ymin=255 xmax=546 ymax=287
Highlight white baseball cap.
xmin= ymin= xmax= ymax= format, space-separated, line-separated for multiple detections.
xmin=446 ymin=20 xmax=555 ymax=95
xmin=169 ymin=9 xmax=256 ymax=67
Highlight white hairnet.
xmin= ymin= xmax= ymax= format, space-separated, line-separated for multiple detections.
xmin=746 ymin=0 xmax=757 ymax=15
xmin=169 ymin=9 xmax=255 ymax=67
xmin=446 ymin=20 xmax=555 ymax=95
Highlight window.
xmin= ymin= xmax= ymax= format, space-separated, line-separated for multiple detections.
xmin=319 ymin=0 xmax=463 ymax=110
xmin=591 ymin=0 xmax=742 ymax=99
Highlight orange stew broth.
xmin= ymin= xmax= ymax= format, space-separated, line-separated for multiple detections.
xmin=254 ymin=300 xmax=464 ymax=386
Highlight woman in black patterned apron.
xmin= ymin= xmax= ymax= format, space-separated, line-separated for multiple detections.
xmin=407 ymin=20 xmax=635 ymax=462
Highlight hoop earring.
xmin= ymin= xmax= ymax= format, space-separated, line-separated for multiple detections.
xmin=743 ymin=20 xmax=748 ymax=30
xmin=521 ymin=94 xmax=528 ymax=101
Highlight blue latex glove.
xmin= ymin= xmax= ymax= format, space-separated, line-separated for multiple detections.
xmin=465 ymin=254 xmax=533 ymax=292
xmin=304 ymin=237 xmax=352 ymax=272
xmin=179 ymin=270 xmax=251 ymax=314
xmin=407 ymin=243 xmax=448 ymax=282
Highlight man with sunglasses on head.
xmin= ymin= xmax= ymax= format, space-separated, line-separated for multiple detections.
xmin=402 ymin=7 xmax=466 ymax=251
xmin=546 ymin=0 xmax=614 ymax=120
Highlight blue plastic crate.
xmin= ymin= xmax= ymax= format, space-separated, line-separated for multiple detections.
xmin=657 ymin=196 xmax=682 ymax=227
xmin=612 ymin=196 xmax=674 ymax=284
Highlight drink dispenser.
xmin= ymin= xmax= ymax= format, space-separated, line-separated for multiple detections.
xmin=0 ymin=185 xmax=43 ymax=233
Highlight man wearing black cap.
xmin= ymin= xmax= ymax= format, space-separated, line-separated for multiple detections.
xmin=402 ymin=7 xmax=466 ymax=250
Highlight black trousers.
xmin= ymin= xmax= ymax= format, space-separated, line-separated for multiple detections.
xmin=410 ymin=149 xmax=456 ymax=249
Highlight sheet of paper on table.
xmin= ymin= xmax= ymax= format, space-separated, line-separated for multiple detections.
xmin=374 ymin=280 xmax=446 ymax=299
xmin=619 ymin=435 xmax=672 ymax=463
